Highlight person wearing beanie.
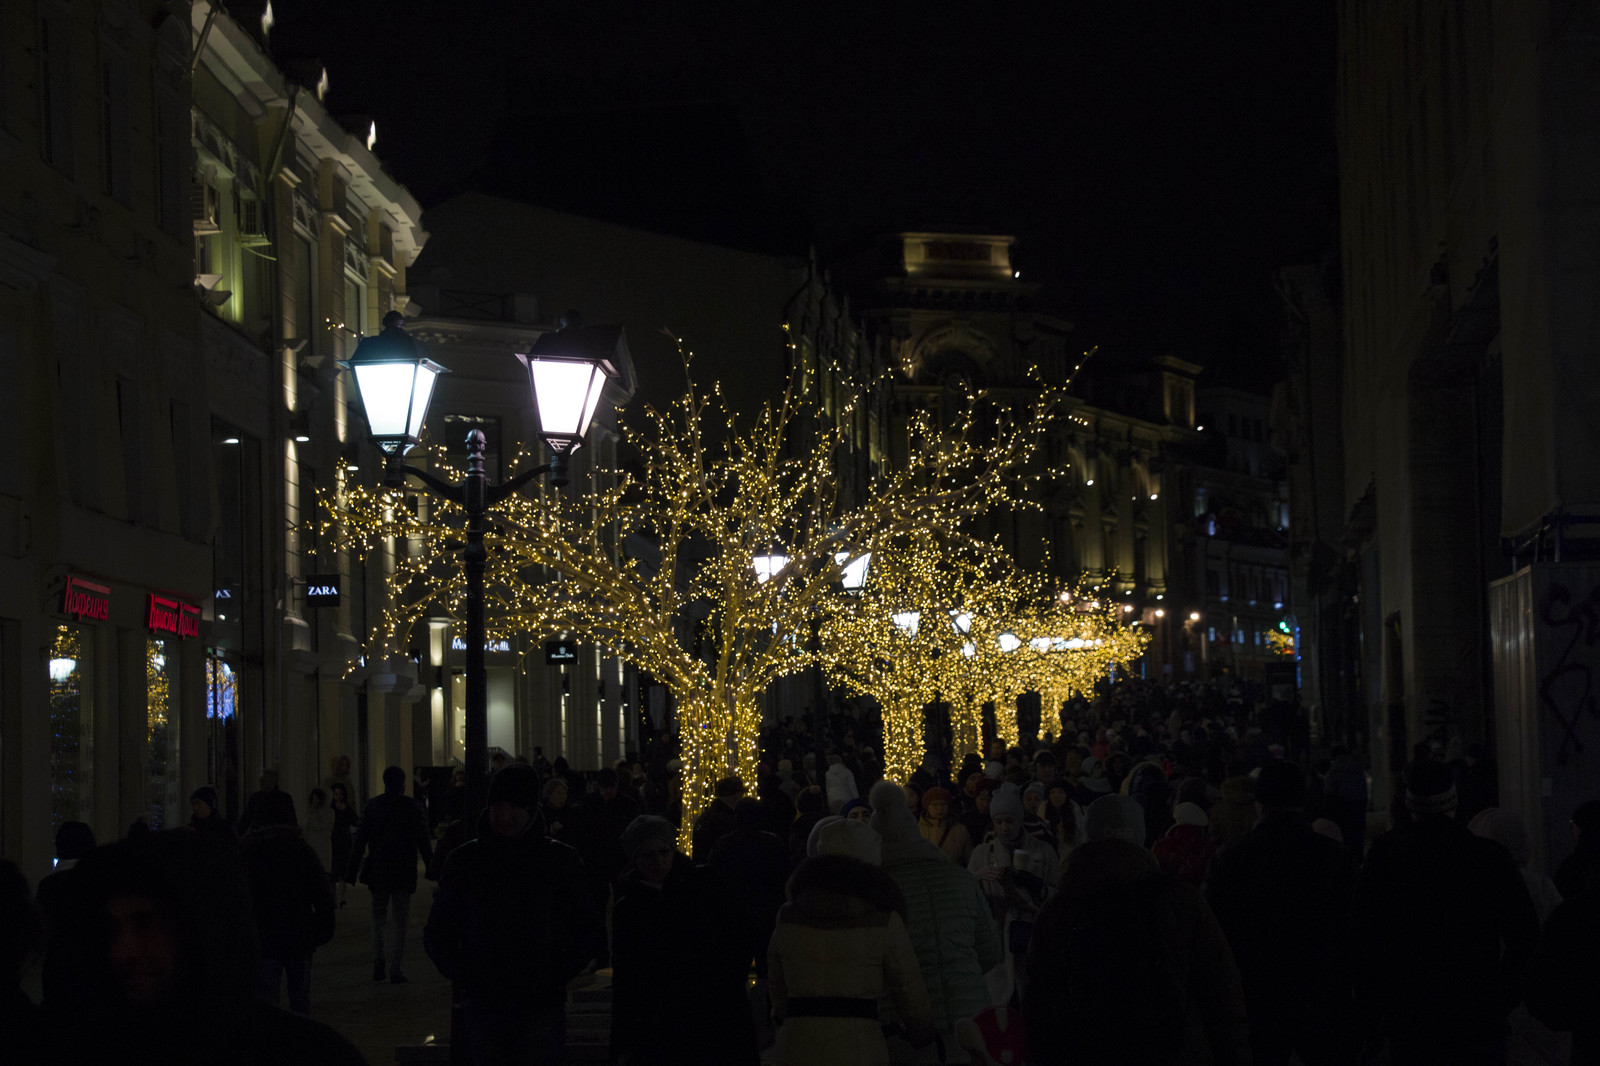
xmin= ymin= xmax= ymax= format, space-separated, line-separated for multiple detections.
xmin=870 ymin=780 xmax=1001 ymax=1053
xmin=346 ymin=766 xmax=434 ymax=984
xmin=770 ymin=815 xmax=933 ymax=1065
xmin=1151 ymin=801 xmax=1217 ymax=887
xmin=789 ymin=785 xmax=830 ymax=867
xmin=1210 ymin=760 xmax=1259 ymax=850
xmin=918 ymin=786 xmax=973 ymax=865
xmin=186 ymin=786 xmax=236 ymax=845
xmin=1205 ymin=758 xmax=1356 ymax=1063
xmin=1020 ymin=781 xmax=1056 ymax=851
xmin=969 ymin=781 xmax=1059 ymax=1006
xmin=1071 ymin=757 xmax=1112 ymax=809
xmin=957 ymin=779 xmax=998 ymax=849
xmin=1083 ymin=794 xmax=1146 ymax=847
xmin=840 ymin=796 xmax=872 ymax=823
xmin=1348 ymin=759 xmax=1539 ymax=1063
xmin=609 ymin=814 xmax=760 ymax=1066
xmin=425 ymin=764 xmax=603 ymax=1062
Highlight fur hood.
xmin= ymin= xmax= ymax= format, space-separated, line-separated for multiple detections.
xmin=785 ymin=853 xmax=907 ymax=922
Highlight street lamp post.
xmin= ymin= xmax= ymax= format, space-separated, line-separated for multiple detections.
xmin=343 ymin=311 xmax=617 ymax=832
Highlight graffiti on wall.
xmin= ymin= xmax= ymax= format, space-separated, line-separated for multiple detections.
xmin=1537 ymin=582 xmax=1600 ymax=765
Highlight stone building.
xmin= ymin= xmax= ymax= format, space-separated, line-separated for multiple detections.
xmin=1336 ymin=0 xmax=1600 ymax=856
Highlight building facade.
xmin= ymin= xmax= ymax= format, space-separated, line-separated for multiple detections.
xmin=1337 ymin=0 xmax=1600 ymax=855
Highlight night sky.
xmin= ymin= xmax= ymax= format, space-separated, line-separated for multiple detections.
xmin=267 ymin=1 xmax=1336 ymax=386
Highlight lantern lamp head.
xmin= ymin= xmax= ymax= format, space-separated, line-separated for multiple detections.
xmin=340 ymin=311 xmax=448 ymax=469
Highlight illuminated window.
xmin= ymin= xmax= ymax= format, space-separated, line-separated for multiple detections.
xmin=49 ymin=625 xmax=94 ymax=833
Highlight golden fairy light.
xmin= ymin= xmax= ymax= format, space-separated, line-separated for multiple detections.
xmin=320 ymin=330 xmax=1076 ymax=853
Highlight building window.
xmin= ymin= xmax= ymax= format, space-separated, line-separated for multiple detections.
xmin=344 ymin=274 xmax=366 ymax=337
xmin=146 ymin=639 xmax=179 ymax=829
xmin=117 ymin=378 xmax=144 ymax=524
xmin=39 ymin=13 xmax=75 ymax=174
xmin=100 ymin=53 xmax=132 ymax=203
xmin=49 ymin=624 xmax=95 ymax=836
xmin=154 ymin=88 xmax=187 ymax=238
xmin=294 ymin=237 xmax=316 ymax=346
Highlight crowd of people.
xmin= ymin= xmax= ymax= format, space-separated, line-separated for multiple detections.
xmin=3 ymin=676 xmax=1599 ymax=1065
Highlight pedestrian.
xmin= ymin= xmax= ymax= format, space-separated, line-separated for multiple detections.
xmin=0 ymin=858 xmax=46 ymax=1066
xmin=1024 ymin=793 xmax=1251 ymax=1066
xmin=345 ymin=765 xmax=434 ymax=984
xmin=918 ymin=786 xmax=973 ymax=865
xmin=238 ymin=769 xmax=295 ymax=837
xmin=707 ymin=798 xmax=791 ymax=979
xmin=1469 ymin=807 xmax=1564 ymax=922
xmin=188 ymin=786 xmax=237 ymax=845
xmin=1151 ymin=800 xmax=1217 ymax=888
xmin=540 ymin=777 xmax=576 ymax=847
xmin=691 ymin=776 xmax=744 ymax=858
xmin=328 ymin=782 xmax=357 ymax=908
xmin=424 ymin=764 xmax=604 ymax=1065
xmin=1205 ymin=760 xmax=1358 ymax=1065
xmin=825 ymin=754 xmax=860 ymax=814
xmin=968 ymin=782 xmax=1058 ymax=1006
xmin=326 ymin=754 xmax=353 ymax=799
xmin=1350 ymin=759 xmax=1540 ymax=1064
xmin=841 ymin=796 xmax=872 ymax=823
xmin=1209 ymin=762 xmax=1257 ymax=850
xmin=1525 ymin=876 xmax=1600 ymax=1066
xmin=789 ymin=785 xmax=829 ymax=866
xmin=769 ymin=817 xmax=934 ymax=1066
xmin=1553 ymin=799 xmax=1600 ymax=901
xmin=239 ymin=791 xmax=336 ymax=1015
xmin=1121 ymin=758 xmax=1175 ymax=846
xmin=957 ymin=778 xmax=996 ymax=846
xmin=39 ymin=829 xmax=364 ymax=1064
xmin=612 ymin=815 xmax=759 ymax=1066
xmin=301 ymin=787 xmax=335 ymax=880
xmin=871 ymin=780 xmax=1002 ymax=1061
xmin=1323 ymin=746 xmax=1369 ymax=861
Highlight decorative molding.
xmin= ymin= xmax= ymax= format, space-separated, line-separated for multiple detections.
xmin=0 ymin=232 xmax=57 ymax=293
xmin=322 ymin=210 xmax=351 ymax=237
xmin=343 ymin=241 xmax=368 ymax=282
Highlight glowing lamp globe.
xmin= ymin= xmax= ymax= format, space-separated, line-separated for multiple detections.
xmin=997 ymin=631 xmax=1022 ymax=653
xmin=752 ymin=554 xmax=790 ymax=584
xmin=892 ymin=611 xmax=921 ymax=637
xmin=835 ymin=552 xmax=872 ymax=593
xmin=517 ymin=319 xmax=619 ymax=455
xmin=341 ymin=312 xmax=448 ymax=458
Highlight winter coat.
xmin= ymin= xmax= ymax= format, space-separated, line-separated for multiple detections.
xmin=1208 ymin=776 xmax=1257 ymax=849
xmin=879 ymin=837 xmax=1002 ymax=1033
xmin=329 ymin=803 xmax=357 ymax=878
xmin=1025 ymin=840 xmax=1252 ymax=1066
xmin=1554 ymin=839 xmax=1600 ymax=901
xmin=1525 ymin=886 xmax=1600 ymax=1065
xmin=300 ymin=805 xmax=335 ymax=875
xmin=768 ymin=854 xmax=932 ymax=1066
xmin=969 ymin=831 xmax=1059 ymax=1006
xmin=918 ymin=815 xmax=973 ymax=866
xmin=239 ymin=825 xmax=335 ymax=960
xmin=825 ymin=762 xmax=861 ymax=813
xmin=1350 ymin=813 xmax=1540 ymax=1048
xmin=691 ymin=798 xmax=739 ymax=860
xmin=611 ymin=855 xmax=759 ymax=1066
xmin=238 ymin=788 xmax=296 ymax=837
xmin=1204 ymin=810 xmax=1357 ymax=1030
xmin=188 ymin=810 xmax=238 ymax=846
xmin=1123 ymin=761 xmax=1175 ymax=846
xmin=708 ymin=826 xmax=791 ymax=971
xmin=345 ymin=790 xmax=433 ymax=892
xmin=1151 ymin=823 xmax=1217 ymax=887
xmin=423 ymin=824 xmax=602 ymax=1008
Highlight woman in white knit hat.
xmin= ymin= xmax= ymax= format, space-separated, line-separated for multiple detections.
xmin=967 ymin=782 xmax=1058 ymax=1006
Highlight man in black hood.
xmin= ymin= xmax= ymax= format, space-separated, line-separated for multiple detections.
xmin=424 ymin=762 xmax=603 ymax=1064
xmin=39 ymin=829 xmax=363 ymax=1064
xmin=346 ymin=765 xmax=433 ymax=984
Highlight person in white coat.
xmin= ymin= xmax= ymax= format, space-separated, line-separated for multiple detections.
xmin=968 ymin=782 xmax=1058 ymax=1006
xmin=825 ymin=755 xmax=860 ymax=814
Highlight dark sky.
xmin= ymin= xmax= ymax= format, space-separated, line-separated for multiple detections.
xmin=268 ymin=1 xmax=1336 ymax=383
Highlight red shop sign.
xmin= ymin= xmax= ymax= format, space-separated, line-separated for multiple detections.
xmin=62 ymin=575 xmax=111 ymax=621
xmin=146 ymin=594 xmax=201 ymax=639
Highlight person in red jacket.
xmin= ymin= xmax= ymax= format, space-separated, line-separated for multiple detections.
xmin=1152 ymin=801 xmax=1217 ymax=887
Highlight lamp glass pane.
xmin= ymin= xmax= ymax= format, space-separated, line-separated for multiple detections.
xmin=834 ymin=551 xmax=871 ymax=591
xmin=998 ymin=632 xmax=1022 ymax=653
xmin=576 ymin=365 xmax=608 ymax=439
xmin=892 ymin=611 xmax=920 ymax=636
xmin=752 ymin=554 xmax=789 ymax=584
xmin=406 ymin=363 xmax=441 ymax=440
xmin=529 ymin=359 xmax=597 ymax=438
xmin=352 ymin=362 xmax=420 ymax=438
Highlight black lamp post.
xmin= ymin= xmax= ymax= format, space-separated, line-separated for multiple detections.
xmin=343 ymin=311 xmax=617 ymax=833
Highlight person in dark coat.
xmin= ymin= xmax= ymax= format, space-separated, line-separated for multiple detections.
xmin=188 ymin=786 xmax=237 ymax=845
xmin=238 ymin=769 xmax=295 ymax=837
xmin=239 ymin=791 xmax=335 ymax=1014
xmin=425 ymin=764 xmax=603 ymax=1065
xmin=611 ymin=815 xmax=759 ymax=1066
xmin=1025 ymin=831 xmax=1251 ymax=1066
xmin=1525 ymin=879 xmax=1600 ymax=1065
xmin=690 ymin=775 xmax=745 ymax=859
xmin=1351 ymin=759 xmax=1540 ymax=1064
xmin=37 ymin=829 xmax=364 ymax=1065
xmin=345 ymin=765 xmax=434 ymax=983
xmin=1553 ymin=799 xmax=1600 ymax=901
xmin=788 ymin=785 xmax=829 ymax=867
xmin=329 ymin=782 xmax=358 ymax=908
xmin=1206 ymin=759 xmax=1358 ymax=1065
xmin=707 ymin=797 xmax=791 ymax=977
xmin=1 ymin=858 xmax=46 ymax=1066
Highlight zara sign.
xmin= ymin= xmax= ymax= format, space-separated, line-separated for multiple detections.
xmin=305 ymin=575 xmax=342 ymax=608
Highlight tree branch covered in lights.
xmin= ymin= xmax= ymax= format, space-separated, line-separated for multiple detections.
xmin=320 ymin=332 xmax=1076 ymax=852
